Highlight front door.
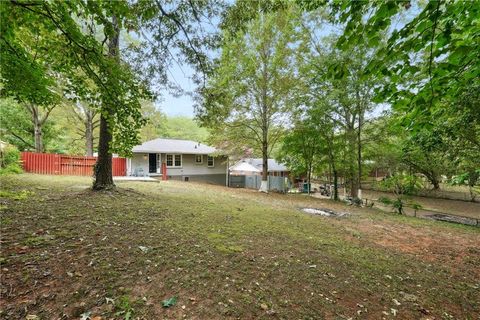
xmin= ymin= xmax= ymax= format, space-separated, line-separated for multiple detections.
xmin=149 ymin=153 xmax=157 ymax=173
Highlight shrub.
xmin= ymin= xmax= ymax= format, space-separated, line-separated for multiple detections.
xmin=380 ymin=174 xmax=422 ymax=195
xmin=0 ymin=145 xmax=23 ymax=175
xmin=378 ymin=196 xmax=422 ymax=215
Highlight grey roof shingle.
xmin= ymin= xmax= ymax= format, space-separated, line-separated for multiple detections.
xmin=132 ymin=138 xmax=217 ymax=154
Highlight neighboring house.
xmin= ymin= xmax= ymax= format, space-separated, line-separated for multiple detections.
xmin=229 ymin=158 xmax=289 ymax=177
xmin=127 ymin=138 xmax=228 ymax=185
xmin=229 ymin=158 xmax=290 ymax=192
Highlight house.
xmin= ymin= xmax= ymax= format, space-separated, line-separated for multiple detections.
xmin=127 ymin=138 xmax=228 ymax=185
xmin=229 ymin=158 xmax=290 ymax=191
xmin=229 ymin=158 xmax=289 ymax=177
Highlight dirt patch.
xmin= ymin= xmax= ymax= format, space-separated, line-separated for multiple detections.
xmin=344 ymin=217 xmax=480 ymax=279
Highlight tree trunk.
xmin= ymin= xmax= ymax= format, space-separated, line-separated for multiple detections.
xmin=33 ymin=117 xmax=43 ymax=153
xmin=85 ymin=110 xmax=94 ymax=157
xmin=259 ymin=140 xmax=269 ymax=192
xmin=93 ymin=113 xmax=114 ymax=189
xmin=430 ymin=175 xmax=440 ymax=190
xmin=349 ymin=131 xmax=358 ymax=198
xmin=92 ymin=15 xmax=119 ymax=190
xmin=307 ymin=164 xmax=312 ymax=195
xmin=468 ymin=169 xmax=479 ymax=202
xmin=333 ymin=168 xmax=338 ymax=201
xmin=345 ymin=109 xmax=358 ymax=199
xmin=259 ymin=52 xmax=269 ymax=193
xmin=30 ymin=104 xmax=43 ymax=153
xmin=357 ymin=109 xmax=363 ymax=190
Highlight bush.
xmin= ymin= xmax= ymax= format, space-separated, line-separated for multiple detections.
xmin=380 ymin=174 xmax=421 ymax=195
xmin=0 ymin=145 xmax=23 ymax=175
xmin=378 ymin=196 xmax=422 ymax=215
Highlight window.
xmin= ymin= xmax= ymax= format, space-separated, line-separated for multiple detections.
xmin=166 ymin=154 xmax=182 ymax=167
xmin=195 ymin=155 xmax=203 ymax=164
xmin=156 ymin=154 xmax=161 ymax=173
xmin=174 ymin=154 xmax=181 ymax=167
xmin=166 ymin=154 xmax=173 ymax=167
xmin=207 ymin=156 xmax=214 ymax=167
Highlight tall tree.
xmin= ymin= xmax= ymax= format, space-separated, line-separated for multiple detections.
xmin=312 ymin=1 xmax=480 ymax=134
xmin=0 ymin=97 xmax=57 ymax=152
xmin=70 ymin=101 xmax=99 ymax=157
xmin=2 ymin=1 xmax=221 ymax=189
xmin=2 ymin=1 xmax=149 ymax=190
xmin=303 ymin=40 xmax=377 ymax=198
xmin=92 ymin=14 xmax=120 ymax=190
xmin=138 ymin=101 xmax=167 ymax=142
xmin=278 ymin=120 xmax=323 ymax=194
xmin=197 ymin=7 xmax=304 ymax=192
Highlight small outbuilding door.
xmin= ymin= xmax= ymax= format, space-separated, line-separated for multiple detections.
xmin=149 ymin=153 xmax=157 ymax=173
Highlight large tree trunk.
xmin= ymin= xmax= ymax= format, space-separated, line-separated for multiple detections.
xmin=93 ymin=15 xmax=119 ymax=190
xmin=93 ymin=113 xmax=114 ymax=189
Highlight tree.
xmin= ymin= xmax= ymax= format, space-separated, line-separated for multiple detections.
xmin=197 ymin=7 xmax=304 ymax=192
xmin=362 ymin=114 xmax=405 ymax=179
xmin=164 ymin=116 xmax=208 ymax=142
xmin=138 ymin=101 xmax=167 ymax=142
xmin=302 ymin=36 xmax=378 ymax=199
xmin=401 ymin=128 xmax=451 ymax=190
xmin=3 ymin=1 xmax=221 ymax=190
xmin=70 ymin=101 xmax=99 ymax=157
xmin=0 ymin=98 xmax=35 ymax=150
xmin=278 ymin=120 xmax=323 ymax=194
xmin=2 ymin=1 xmax=149 ymax=190
xmin=0 ymin=97 xmax=58 ymax=152
xmin=313 ymin=1 xmax=480 ymax=132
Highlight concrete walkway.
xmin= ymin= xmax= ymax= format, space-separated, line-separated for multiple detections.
xmin=113 ymin=176 xmax=159 ymax=182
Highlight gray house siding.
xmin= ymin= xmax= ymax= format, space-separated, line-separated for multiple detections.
xmin=229 ymin=175 xmax=289 ymax=192
xmin=128 ymin=153 xmax=227 ymax=185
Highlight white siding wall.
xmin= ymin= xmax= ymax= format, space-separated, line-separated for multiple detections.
xmin=129 ymin=153 xmax=149 ymax=176
xmin=128 ymin=153 xmax=227 ymax=177
xmin=166 ymin=154 xmax=226 ymax=176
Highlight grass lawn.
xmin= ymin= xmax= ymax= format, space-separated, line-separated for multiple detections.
xmin=1 ymin=174 xmax=479 ymax=319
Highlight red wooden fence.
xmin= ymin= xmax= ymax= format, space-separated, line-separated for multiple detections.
xmin=20 ymin=152 xmax=126 ymax=176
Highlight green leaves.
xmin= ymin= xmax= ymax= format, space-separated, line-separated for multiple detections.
xmin=327 ymin=0 xmax=480 ymax=135
xmin=197 ymin=6 xmax=303 ymax=159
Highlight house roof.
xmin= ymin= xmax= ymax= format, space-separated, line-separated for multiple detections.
xmin=230 ymin=158 xmax=288 ymax=172
xmin=132 ymin=138 xmax=217 ymax=155
xmin=230 ymin=162 xmax=261 ymax=173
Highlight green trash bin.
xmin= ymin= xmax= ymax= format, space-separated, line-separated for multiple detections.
xmin=302 ymin=183 xmax=311 ymax=193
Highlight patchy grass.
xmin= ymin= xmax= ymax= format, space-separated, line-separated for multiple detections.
xmin=0 ymin=174 xmax=479 ymax=319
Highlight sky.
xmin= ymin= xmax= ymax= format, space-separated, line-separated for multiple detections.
xmin=157 ymin=3 xmax=421 ymax=119
xmin=159 ymin=63 xmax=196 ymax=117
